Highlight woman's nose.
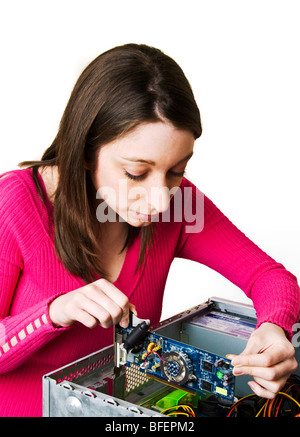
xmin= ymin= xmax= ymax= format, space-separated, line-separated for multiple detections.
xmin=148 ymin=184 xmax=171 ymax=214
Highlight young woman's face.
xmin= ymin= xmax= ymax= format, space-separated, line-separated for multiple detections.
xmin=92 ymin=121 xmax=195 ymax=227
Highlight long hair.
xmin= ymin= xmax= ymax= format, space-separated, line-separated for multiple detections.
xmin=20 ymin=43 xmax=202 ymax=283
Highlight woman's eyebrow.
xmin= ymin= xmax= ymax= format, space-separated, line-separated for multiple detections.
xmin=120 ymin=157 xmax=156 ymax=165
xmin=120 ymin=152 xmax=194 ymax=166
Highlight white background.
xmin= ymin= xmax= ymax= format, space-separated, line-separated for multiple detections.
xmin=0 ymin=0 xmax=299 ymax=319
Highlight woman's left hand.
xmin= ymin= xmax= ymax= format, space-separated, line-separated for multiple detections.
xmin=226 ymin=322 xmax=298 ymax=399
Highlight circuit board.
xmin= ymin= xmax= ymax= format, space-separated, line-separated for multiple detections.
xmin=124 ymin=329 xmax=235 ymax=401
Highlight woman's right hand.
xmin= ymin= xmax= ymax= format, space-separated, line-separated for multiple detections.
xmin=48 ymin=278 xmax=136 ymax=329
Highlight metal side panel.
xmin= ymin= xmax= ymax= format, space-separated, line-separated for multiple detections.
xmin=42 ymin=344 xmax=164 ymax=417
xmin=42 ymin=374 xmax=50 ymax=417
xmin=45 ymin=378 xmax=163 ymax=417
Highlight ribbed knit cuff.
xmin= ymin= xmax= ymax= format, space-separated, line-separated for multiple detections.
xmin=250 ymin=270 xmax=300 ymax=341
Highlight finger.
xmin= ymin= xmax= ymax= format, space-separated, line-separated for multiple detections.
xmin=94 ymin=279 xmax=131 ymax=322
xmin=86 ymin=279 xmax=135 ymax=327
xmin=69 ymin=302 xmax=99 ymax=329
xmin=232 ymin=356 xmax=295 ymax=380
xmin=226 ymin=340 xmax=267 ymax=362
xmin=230 ymin=342 xmax=294 ymax=368
xmin=75 ymin=311 xmax=99 ymax=329
xmin=86 ymin=281 xmax=129 ymax=325
xmin=226 ymin=353 xmax=237 ymax=361
xmin=251 ymin=375 xmax=287 ymax=396
xmin=77 ymin=293 xmax=115 ymax=328
xmin=119 ymin=303 xmax=137 ymax=328
xmin=247 ymin=380 xmax=278 ymax=399
xmin=93 ymin=279 xmax=130 ymax=310
xmin=231 ymin=351 xmax=275 ymax=368
xmin=129 ymin=303 xmax=138 ymax=316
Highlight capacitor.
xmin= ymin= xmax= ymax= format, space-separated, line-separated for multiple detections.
xmin=123 ymin=321 xmax=150 ymax=352
xmin=222 ymin=372 xmax=234 ymax=387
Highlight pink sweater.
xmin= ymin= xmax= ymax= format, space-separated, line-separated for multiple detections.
xmin=0 ymin=169 xmax=299 ymax=417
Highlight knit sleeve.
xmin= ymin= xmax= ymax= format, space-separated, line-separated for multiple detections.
xmin=175 ymin=179 xmax=300 ymax=339
xmin=0 ymin=173 xmax=68 ymax=374
xmin=0 ymin=288 xmax=68 ymax=375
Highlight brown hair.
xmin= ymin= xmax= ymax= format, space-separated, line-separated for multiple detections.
xmin=20 ymin=43 xmax=202 ymax=283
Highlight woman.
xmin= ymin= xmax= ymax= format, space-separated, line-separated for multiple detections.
xmin=0 ymin=43 xmax=299 ymax=417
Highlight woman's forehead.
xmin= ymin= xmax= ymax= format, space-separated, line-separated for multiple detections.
xmin=101 ymin=122 xmax=194 ymax=163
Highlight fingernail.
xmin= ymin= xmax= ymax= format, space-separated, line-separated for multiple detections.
xmin=130 ymin=305 xmax=138 ymax=316
xmin=226 ymin=354 xmax=234 ymax=360
xmin=231 ymin=358 xmax=241 ymax=366
xmin=119 ymin=320 xmax=129 ymax=328
xmin=248 ymin=381 xmax=255 ymax=390
xmin=233 ymin=367 xmax=243 ymax=375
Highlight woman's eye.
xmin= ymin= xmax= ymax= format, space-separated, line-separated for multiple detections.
xmin=169 ymin=169 xmax=186 ymax=178
xmin=124 ymin=170 xmax=147 ymax=181
xmin=123 ymin=169 xmax=186 ymax=181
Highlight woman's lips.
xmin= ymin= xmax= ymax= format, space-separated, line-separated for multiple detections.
xmin=135 ymin=211 xmax=158 ymax=222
